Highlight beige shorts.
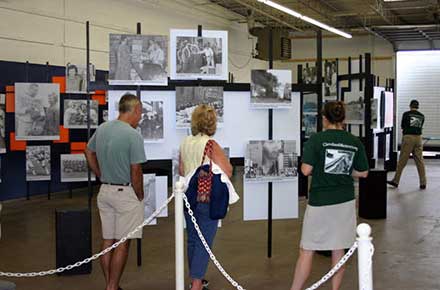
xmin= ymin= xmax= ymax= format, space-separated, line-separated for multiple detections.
xmin=97 ymin=184 xmax=144 ymax=240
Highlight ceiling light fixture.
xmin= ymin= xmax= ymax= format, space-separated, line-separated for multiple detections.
xmin=257 ymin=0 xmax=353 ymax=39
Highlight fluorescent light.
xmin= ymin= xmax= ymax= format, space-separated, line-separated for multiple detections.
xmin=257 ymin=0 xmax=352 ymax=39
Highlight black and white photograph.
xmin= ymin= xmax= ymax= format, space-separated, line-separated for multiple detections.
xmin=244 ymin=140 xmax=298 ymax=182
xmin=324 ymin=60 xmax=337 ymax=98
xmin=303 ymin=93 xmax=318 ymax=113
xmin=143 ymin=174 xmax=157 ymax=225
xmin=324 ymin=148 xmax=355 ymax=175
xmin=176 ymin=86 xmax=223 ymax=128
xmin=0 ymin=94 xmax=5 ymax=154
xmin=65 ymin=63 xmax=96 ymax=93
xmin=102 ymin=110 xmax=108 ymax=122
xmin=63 ymin=99 xmax=99 ymax=129
xmin=138 ymin=100 xmax=164 ymax=142
xmin=303 ymin=114 xmax=317 ymax=138
xmin=170 ymin=29 xmax=228 ymax=80
xmin=15 ymin=83 xmax=60 ymax=140
xmin=302 ymin=66 xmax=317 ymax=84
xmin=60 ymin=154 xmax=96 ymax=182
xmin=109 ymin=34 xmax=168 ymax=86
xmin=26 ymin=145 xmax=51 ymax=181
xmin=371 ymin=98 xmax=379 ymax=129
xmin=172 ymin=149 xmax=180 ymax=187
xmin=250 ymin=70 xmax=292 ymax=108
xmin=345 ymin=96 xmax=365 ymax=124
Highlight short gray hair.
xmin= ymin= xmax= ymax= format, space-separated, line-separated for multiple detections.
xmin=119 ymin=93 xmax=140 ymax=113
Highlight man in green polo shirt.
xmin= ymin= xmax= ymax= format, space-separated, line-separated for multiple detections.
xmin=388 ymin=99 xmax=426 ymax=189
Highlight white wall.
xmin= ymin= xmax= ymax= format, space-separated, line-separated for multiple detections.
xmin=0 ymin=0 xmax=270 ymax=83
xmin=276 ymin=34 xmax=396 ymax=83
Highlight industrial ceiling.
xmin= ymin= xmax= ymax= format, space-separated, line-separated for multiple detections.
xmin=201 ymin=0 xmax=440 ymax=47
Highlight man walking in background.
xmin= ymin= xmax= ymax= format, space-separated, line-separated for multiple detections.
xmin=85 ymin=93 xmax=146 ymax=290
xmin=388 ymin=99 xmax=426 ymax=189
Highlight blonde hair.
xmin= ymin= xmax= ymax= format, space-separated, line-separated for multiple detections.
xmin=119 ymin=93 xmax=140 ymax=113
xmin=191 ymin=104 xmax=217 ymax=136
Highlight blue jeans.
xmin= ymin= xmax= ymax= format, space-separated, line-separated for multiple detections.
xmin=184 ymin=203 xmax=218 ymax=279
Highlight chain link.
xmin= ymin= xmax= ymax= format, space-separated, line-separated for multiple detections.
xmin=304 ymin=242 xmax=359 ymax=290
xmin=0 ymin=193 xmax=175 ymax=278
xmin=182 ymin=194 xmax=246 ymax=290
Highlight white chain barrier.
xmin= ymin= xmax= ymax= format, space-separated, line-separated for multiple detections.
xmin=182 ymin=193 xmax=246 ymax=290
xmin=0 ymin=193 xmax=175 ymax=278
xmin=0 ymin=186 xmax=375 ymax=290
xmin=305 ymin=242 xmax=359 ymax=290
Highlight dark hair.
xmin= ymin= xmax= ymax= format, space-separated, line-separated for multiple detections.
xmin=67 ymin=64 xmax=78 ymax=74
xmin=119 ymin=93 xmax=140 ymax=113
xmin=410 ymin=99 xmax=419 ymax=109
xmin=323 ymin=101 xmax=345 ymax=124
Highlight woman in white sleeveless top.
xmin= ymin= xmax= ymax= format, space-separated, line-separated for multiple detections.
xmin=179 ymin=104 xmax=232 ymax=290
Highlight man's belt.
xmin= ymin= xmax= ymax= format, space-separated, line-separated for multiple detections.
xmin=102 ymin=182 xmax=130 ymax=186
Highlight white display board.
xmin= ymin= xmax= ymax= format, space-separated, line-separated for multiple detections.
xmin=243 ymin=92 xmax=301 ymax=221
xmin=108 ymin=90 xmax=287 ymax=159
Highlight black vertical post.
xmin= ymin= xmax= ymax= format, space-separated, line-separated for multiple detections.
xmin=298 ymin=64 xmax=303 ymax=83
xmin=136 ymin=23 xmax=142 ymax=99
xmin=25 ymin=61 xmax=30 ymax=82
xmin=364 ymin=54 xmax=375 ymax=168
xmin=86 ymin=21 xmax=92 ymax=210
xmin=137 ymin=238 xmax=142 ymax=266
xmin=267 ymin=27 xmax=273 ymax=259
xmin=136 ymin=21 xmax=143 ymax=267
xmin=46 ymin=61 xmax=52 ymax=200
xmin=359 ymin=55 xmax=363 ymax=91
xmin=316 ymin=30 xmax=323 ymax=132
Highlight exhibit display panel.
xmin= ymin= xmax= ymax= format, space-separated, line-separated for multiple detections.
xmin=170 ymin=29 xmax=228 ymax=80
xmin=109 ymin=34 xmax=168 ymax=86
xmin=60 ymin=154 xmax=96 ymax=182
xmin=65 ymin=63 xmax=96 ymax=93
xmin=250 ymin=70 xmax=292 ymax=109
xmin=15 ymin=83 xmax=60 ymax=141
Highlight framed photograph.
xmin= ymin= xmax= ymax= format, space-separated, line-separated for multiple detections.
xmin=138 ymin=100 xmax=164 ymax=143
xmin=65 ymin=63 xmax=96 ymax=93
xmin=302 ymin=66 xmax=317 ymax=84
xmin=250 ymin=70 xmax=292 ymax=109
xmin=15 ymin=83 xmax=60 ymax=140
xmin=143 ymin=174 xmax=157 ymax=226
xmin=60 ymin=154 xmax=96 ymax=182
xmin=26 ymin=145 xmax=51 ymax=181
xmin=345 ymin=95 xmax=365 ymax=125
xmin=303 ymin=114 xmax=317 ymax=138
xmin=303 ymin=93 xmax=318 ymax=114
xmin=64 ymin=99 xmax=99 ymax=129
xmin=175 ymin=86 xmax=223 ymax=128
xmin=0 ymin=94 xmax=5 ymax=154
xmin=244 ymin=140 xmax=298 ymax=182
xmin=109 ymin=34 xmax=168 ymax=86
xmin=170 ymin=29 xmax=228 ymax=80
xmin=324 ymin=60 xmax=337 ymax=99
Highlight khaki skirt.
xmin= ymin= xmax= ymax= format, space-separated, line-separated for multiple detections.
xmin=300 ymin=200 xmax=356 ymax=251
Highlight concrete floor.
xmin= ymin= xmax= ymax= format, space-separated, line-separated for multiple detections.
xmin=0 ymin=161 xmax=439 ymax=290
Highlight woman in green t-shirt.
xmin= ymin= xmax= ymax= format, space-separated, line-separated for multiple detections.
xmin=289 ymin=101 xmax=369 ymax=290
